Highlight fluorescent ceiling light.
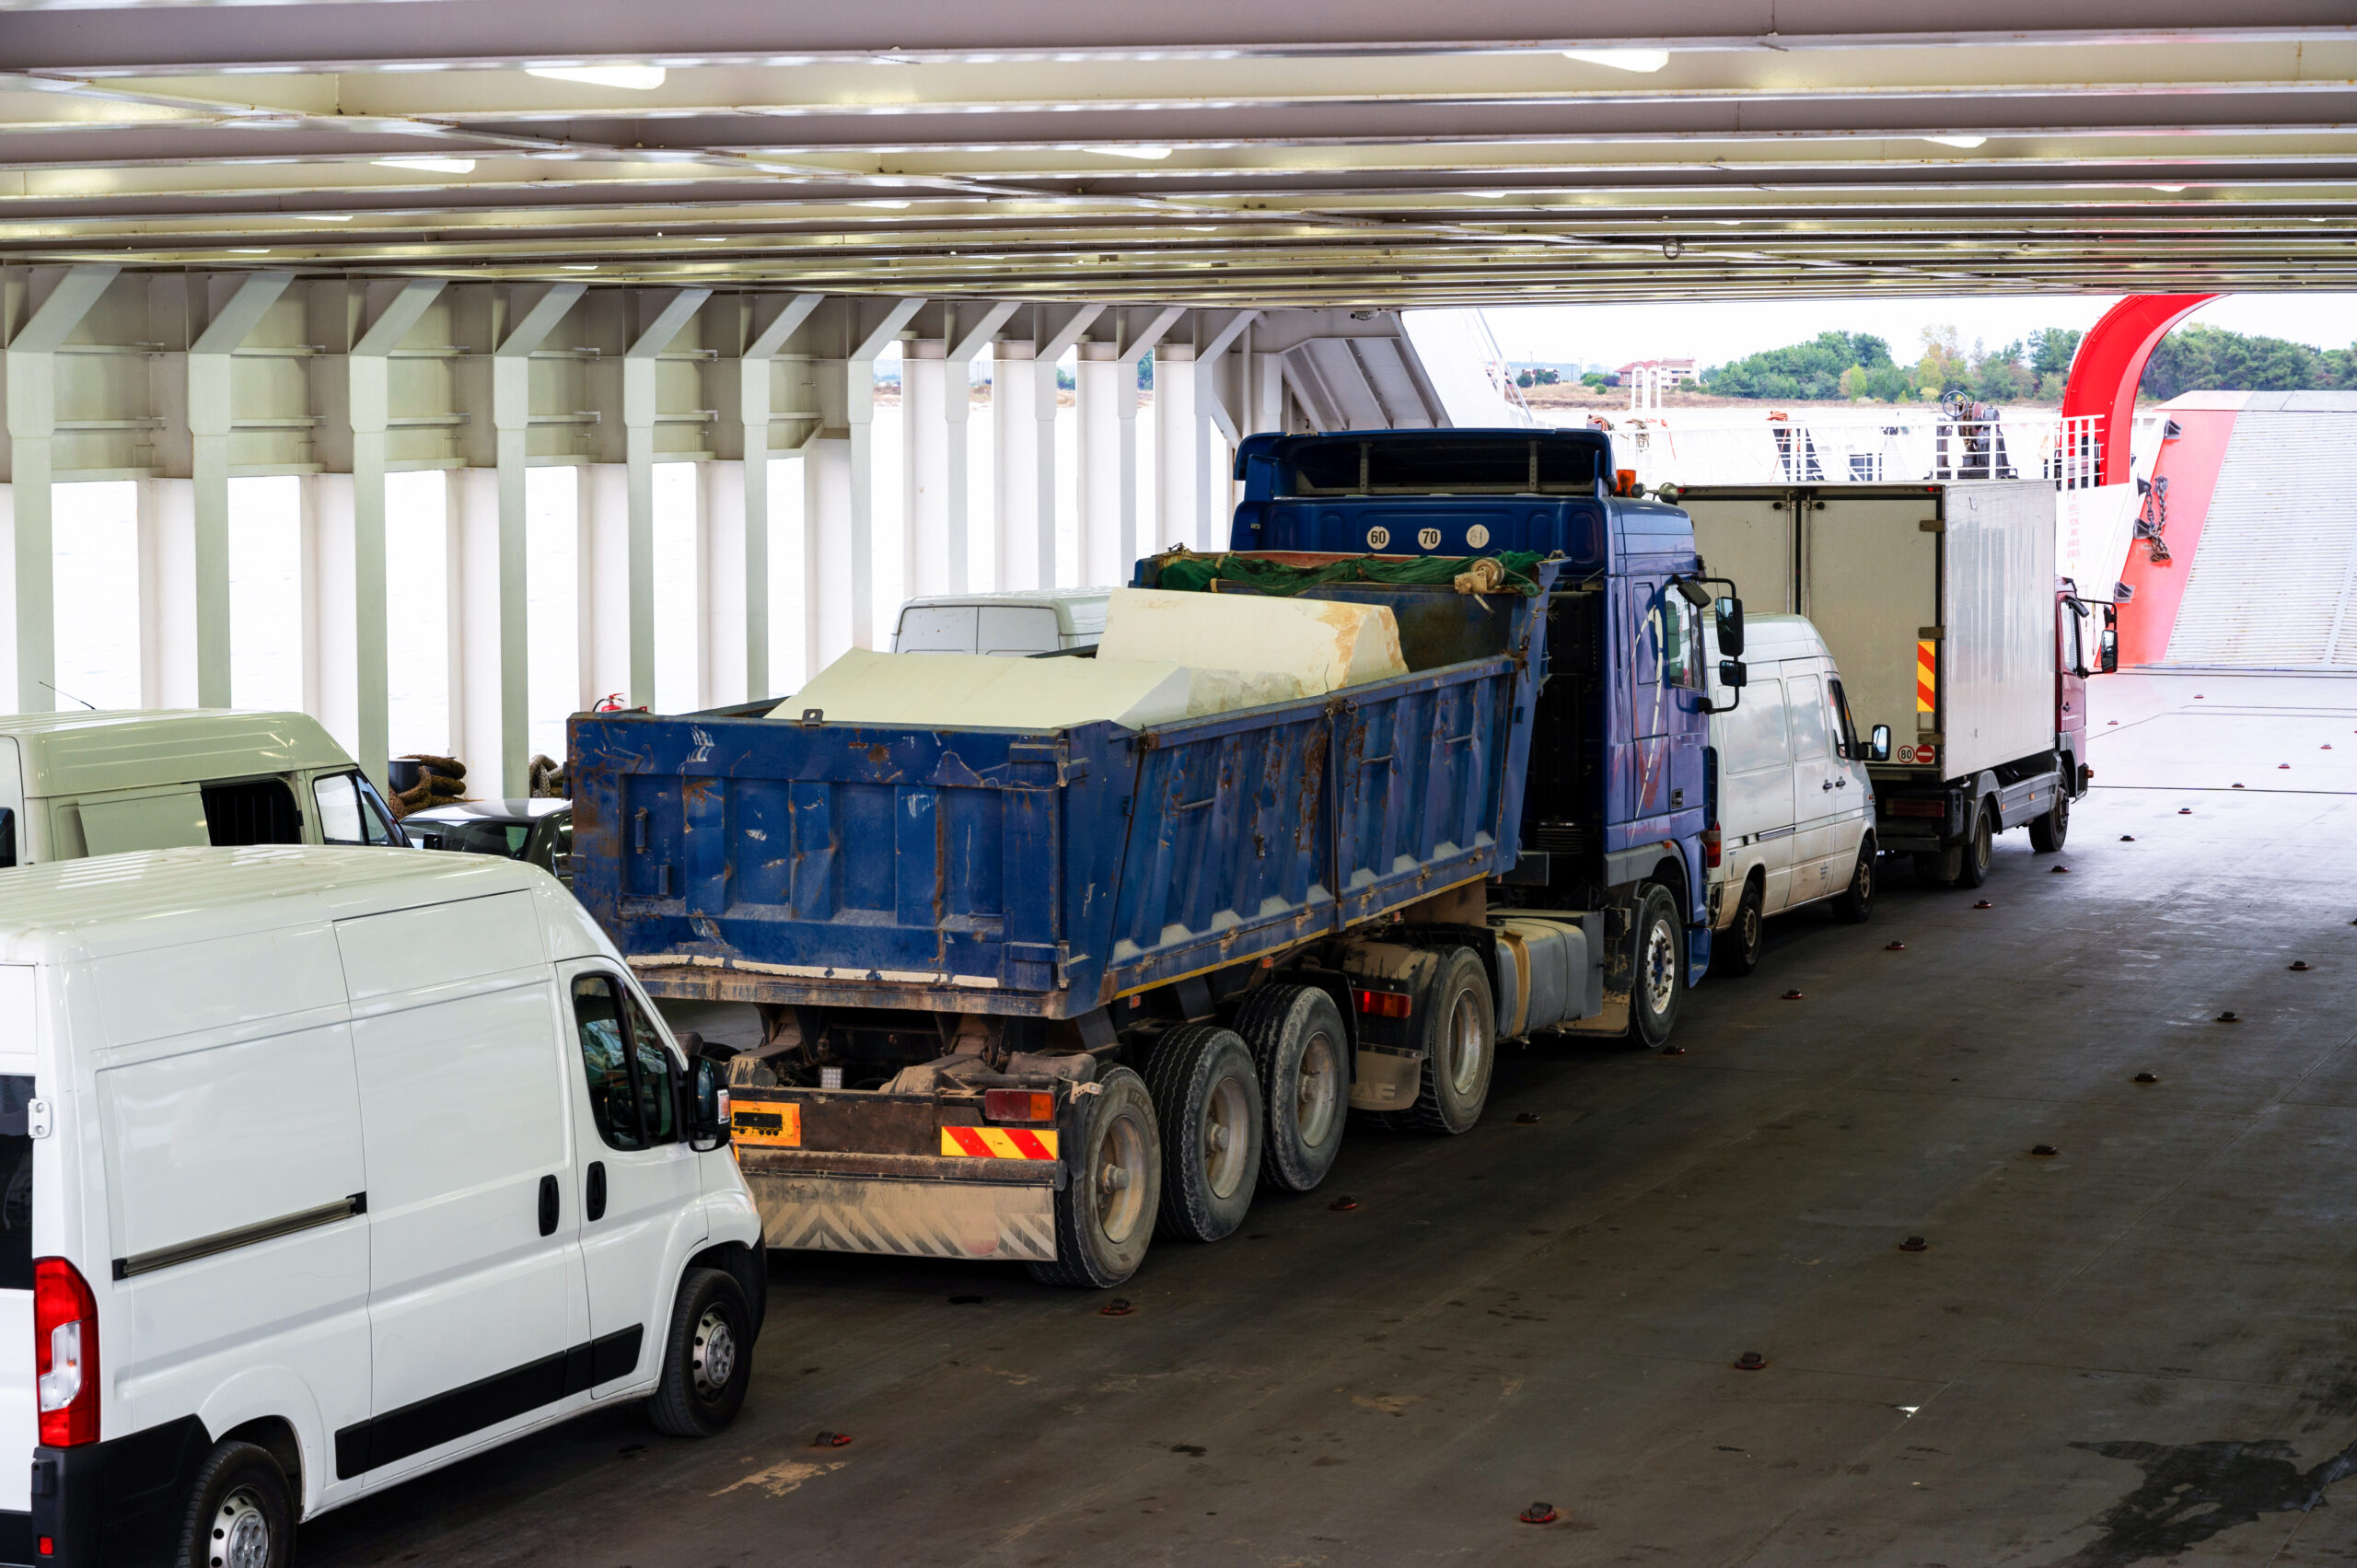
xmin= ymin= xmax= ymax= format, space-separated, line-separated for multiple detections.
xmin=1467 ymin=191 xmax=1509 ymax=199
xmin=1922 ymin=135 xmax=1988 ymax=149
xmin=291 ymin=213 xmax=353 ymax=222
xmin=1562 ymin=49 xmax=1669 ymax=73
xmin=857 ymin=199 xmax=911 ymax=209
xmin=1083 ymin=145 xmax=1172 ymax=161
xmin=526 ymin=64 xmax=667 ymax=90
xmin=2149 ymin=184 xmax=2188 ymax=192
xmin=374 ymin=156 xmax=476 ymax=174
xmin=560 ymin=263 xmax=596 ymax=271
xmin=692 ymin=235 xmax=727 ymax=242
xmin=228 ymin=247 xmax=272 ymax=254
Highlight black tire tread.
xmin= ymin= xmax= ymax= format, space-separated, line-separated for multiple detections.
xmin=173 ymin=1441 xmax=294 ymax=1568
xmin=645 ymin=1267 xmax=751 ymax=1438
xmin=1720 ymin=878 xmax=1765 ymax=977
xmin=1027 ymin=1065 xmax=1159 ymax=1288
xmin=1234 ymin=983 xmax=1349 ymax=1191
xmin=1831 ymin=837 xmax=1876 ymax=923
xmin=1398 ymin=948 xmax=1494 ymax=1135
xmin=1142 ymin=1024 xmax=1260 ymax=1241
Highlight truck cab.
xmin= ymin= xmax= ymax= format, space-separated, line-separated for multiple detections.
xmin=1233 ymin=427 xmax=1739 ymax=1038
xmin=0 ymin=709 xmax=406 ymax=866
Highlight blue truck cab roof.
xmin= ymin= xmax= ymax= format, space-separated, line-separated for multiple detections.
xmin=1228 ymin=427 xmax=1692 ymax=569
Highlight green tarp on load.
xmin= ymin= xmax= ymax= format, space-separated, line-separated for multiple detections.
xmin=1148 ymin=550 xmax=1550 ymax=598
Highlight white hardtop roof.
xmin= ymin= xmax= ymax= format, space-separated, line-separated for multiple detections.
xmin=1737 ymin=614 xmax=1832 ymax=663
xmin=0 ymin=845 xmax=578 ymax=967
xmin=898 ymin=588 xmax=1113 ymax=629
xmin=0 ymin=709 xmax=354 ymax=797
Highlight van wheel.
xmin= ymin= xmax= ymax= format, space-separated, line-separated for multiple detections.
xmin=174 ymin=1440 xmax=293 ymax=1568
xmin=1720 ymin=880 xmax=1765 ymax=976
xmin=645 ymin=1268 xmax=752 ymax=1438
xmin=1831 ymin=838 xmax=1876 ymax=923
xmin=1401 ymin=948 xmax=1496 ymax=1133
xmin=1028 ymin=1065 xmax=1160 ymax=1288
xmin=1234 ymin=984 xmax=1349 ymax=1193
xmin=1956 ymin=803 xmax=1996 ymax=889
xmin=1626 ymin=885 xmax=1684 ymax=1051
xmin=1143 ymin=1025 xmax=1263 ymax=1242
xmin=2029 ymin=788 xmax=2070 ymax=853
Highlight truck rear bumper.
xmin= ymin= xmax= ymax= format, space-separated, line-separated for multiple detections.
xmin=742 ymin=1156 xmax=1061 ymax=1264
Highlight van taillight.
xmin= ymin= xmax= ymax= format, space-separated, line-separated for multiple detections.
xmin=34 ymin=1257 xmax=98 ymax=1447
xmin=1702 ymin=825 xmax=1723 ymax=869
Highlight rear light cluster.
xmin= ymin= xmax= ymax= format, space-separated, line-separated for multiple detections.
xmin=1890 ymin=797 xmax=1945 ymax=819
xmin=983 ymin=1089 xmax=1055 ymax=1123
xmin=34 ymin=1257 xmax=98 ymax=1447
xmin=1357 ymin=989 xmax=1412 ymax=1019
xmin=1701 ymin=825 xmax=1723 ymax=869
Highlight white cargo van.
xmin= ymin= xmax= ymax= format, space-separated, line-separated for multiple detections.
xmin=891 ymin=589 xmax=1110 ymax=656
xmin=0 ymin=709 xmax=407 ymax=866
xmin=1705 ymin=616 xmax=1887 ymax=975
xmin=0 ymin=847 xmax=763 ymax=1567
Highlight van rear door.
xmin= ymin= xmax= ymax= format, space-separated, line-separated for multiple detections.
xmin=0 ymin=967 xmax=33 ymax=1562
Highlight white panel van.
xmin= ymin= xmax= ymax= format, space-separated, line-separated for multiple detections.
xmin=1705 ymin=616 xmax=1887 ymax=975
xmin=0 ymin=847 xmax=763 ymax=1568
xmin=891 ymin=590 xmax=1111 ymax=656
xmin=0 ymin=710 xmax=407 ymax=867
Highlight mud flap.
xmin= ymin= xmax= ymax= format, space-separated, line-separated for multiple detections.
xmin=749 ymin=1173 xmax=1059 ymax=1263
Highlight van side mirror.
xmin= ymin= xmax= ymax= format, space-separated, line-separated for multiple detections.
xmin=0 ymin=807 xmax=14 ymax=869
xmin=1714 ymin=597 xmax=1745 ymax=658
xmin=682 ymin=1031 xmax=737 ymax=1153
xmin=1869 ymin=724 xmax=1893 ymax=762
xmin=2099 ymin=605 xmax=2119 ymax=673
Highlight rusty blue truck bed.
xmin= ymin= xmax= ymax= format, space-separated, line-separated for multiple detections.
xmin=569 ymin=562 xmax=1560 ymax=1018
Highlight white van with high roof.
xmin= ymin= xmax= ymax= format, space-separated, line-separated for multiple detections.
xmin=0 ymin=709 xmax=407 ymax=865
xmin=0 ymin=846 xmax=762 ymax=1568
xmin=1705 ymin=615 xmax=1887 ymax=974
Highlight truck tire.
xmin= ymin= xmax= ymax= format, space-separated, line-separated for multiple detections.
xmin=1720 ymin=877 xmax=1766 ymax=977
xmin=1234 ymin=984 xmax=1349 ymax=1193
xmin=645 ymin=1267 xmax=753 ymax=1437
xmin=174 ymin=1440 xmax=294 ymax=1568
xmin=1913 ymin=850 xmax=1953 ymax=886
xmin=1626 ymin=884 xmax=1684 ymax=1050
xmin=2029 ymin=788 xmax=2070 ymax=853
xmin=1143 ymin=1024 xmax=1263 ymax=1242
xmin=1400 ymin=947 xmax=1495 ymax=1134
xmin=1956 ymin=802 xmax=1996 ymax=889
xmin=1028 ymin=1065 xmax=1160 ymax=1288
xmin=1831 ymin=836 xmax=1876 ymax=923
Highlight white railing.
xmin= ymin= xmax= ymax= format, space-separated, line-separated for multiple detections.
xmin=1558 ymin=408 xmax=2108 ymax=491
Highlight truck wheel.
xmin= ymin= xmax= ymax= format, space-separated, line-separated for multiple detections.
xmin=1912 ymin=850 xmax=1952 ymax=886
xmin=1956 ymin=803 xmax=1996 ymax=889
xmin=645 ymin=1267 xmax=752 ymax=1437
xmin=1401 ymin=948 xmax=1496 ymax=1133
xmin=1831 ymin=837 xmax=1876 ymax=923
xmin=1626 ymin=885 xmax=1684 ymax=1051
xmin=1720 ymin=879 xmax=1765 ymax=977
xmin=1234 ymin=984 xmax=1349 ymax=1193
xmin=1143 ymin=1024 xmax=1263 ymax=1242
xmin=2029 ymin=788 xmax=2070 ymax=853
xmin=174 ymin=1440 xmax=294 ymax=1568
xmin=1028 ymin=1065 xmax=1160 ymax=1288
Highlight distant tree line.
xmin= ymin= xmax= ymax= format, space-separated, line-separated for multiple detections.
xmin=2137 ymin=326 xmax=2357 ymax=400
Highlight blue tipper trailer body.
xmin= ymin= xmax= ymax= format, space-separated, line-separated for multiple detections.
xmin=567 ymin=426 xmax=1737 ymax=1287
xmin=569 ymin=560 xmax=1559 ymax=1016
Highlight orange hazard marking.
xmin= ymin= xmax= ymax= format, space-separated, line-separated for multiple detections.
xmin=941 ymin=1126 xmax=1060 ymax=1159
xmin=731 ymin=1103 xmax=801 ymax=1147
xmin=1916 ymin=640 xmax=1936 ymax=713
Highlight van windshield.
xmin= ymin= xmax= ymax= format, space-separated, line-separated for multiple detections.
xmin=0 ymin=1075 xmax=31 ymax=1290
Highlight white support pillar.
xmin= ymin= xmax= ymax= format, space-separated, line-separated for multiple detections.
xmin=1155 ymin=343 xmax=1196 ymax=555
xmin=187 ymin=273 xmax=294 ymax=709
xmin=725 ymin=294 xmax=820 ymax=704
xmin=1191 ymin=311 xmax=1259 ymax=548
xmin=944 ymin=301 xmax=1019 ymax=593
xmin=696 ymin=460 xmax=744 ymax=709
xmin=804 ymin=434 xmax=853 ymax=672
xmin=136 ymin=478 xmax=199 ymax=707
xmin=993 ymin=343 xmax=1039 ymax=591
xmin=465 ymin=282 xmax=583 ymax=793
xmin=1075 ymin=343 xmax=1121 ymax=587
xmin=904 ymin=340 xmax=949 ymax=599
xmin=1254 ymin=350 xmax=1286 ymax=436
xmin=1031 ymin=305 xmax=1106 ymax=590
xmin=316 ymin=278 xmax=444 ymax=784
xmin=579 ymin=461 xmax=631 ymax=710
xmin=616 ymin=288 xmax=712 ymax=710
xmin=843 ymin=298 xmax=923 ymax=651
xmin=0 ymin=265 xmax=117 ymax=714
xmin=1116 ymin=307 xmax=1185 ymax=566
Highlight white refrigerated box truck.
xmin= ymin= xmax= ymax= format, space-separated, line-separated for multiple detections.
xmin=1675 ymin=481 xmax=2108 ymax=889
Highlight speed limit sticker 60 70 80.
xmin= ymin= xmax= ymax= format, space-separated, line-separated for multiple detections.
xmin=1417 ymin=527 xmax=1442 ymax=550
xmin=1365 ymin=526 xmax=1391 ymax=550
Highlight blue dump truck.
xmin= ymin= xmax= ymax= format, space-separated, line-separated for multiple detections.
xmin=569 ymin=428 xmax=1744 ymax=1287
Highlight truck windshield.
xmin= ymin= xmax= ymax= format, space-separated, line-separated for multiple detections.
xmin=1284 ymin=436 xmax=1603 ymax=496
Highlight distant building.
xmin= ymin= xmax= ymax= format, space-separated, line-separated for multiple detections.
xmin=1615 ymin=357 xmax=1699 ymax=385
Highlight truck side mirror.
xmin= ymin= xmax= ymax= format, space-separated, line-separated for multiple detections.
xmin=1714 ymin=597 xmax=1746 ymax=658
xmin=1717 ymin=658 xmax=1747 ymax=690
xmin=1869 ymin=724 xmax=1892 ymax=762
xmin=2099 ymin=605 xmax=2119 ymax=674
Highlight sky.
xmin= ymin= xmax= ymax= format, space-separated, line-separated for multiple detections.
xmin=1485 ymin=294 xmax=2357 ymax=371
